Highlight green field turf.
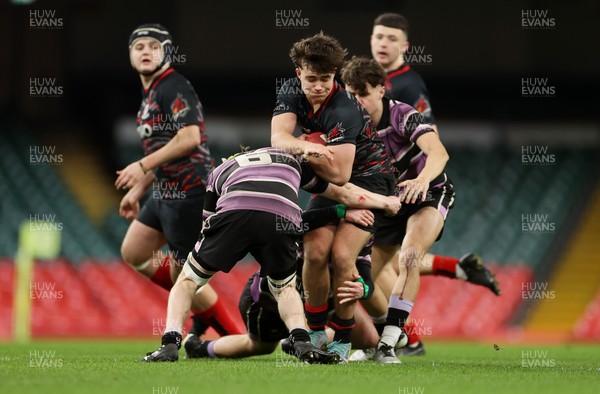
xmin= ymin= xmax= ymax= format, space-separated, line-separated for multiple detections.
xmin=0 ymin=340 xmax=598 ymax=394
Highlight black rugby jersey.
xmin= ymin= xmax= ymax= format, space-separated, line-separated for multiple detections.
xmin=273 ymin=79 xmax=394 ymax=178
xmin=136 ymin=68 xmax=214 ymax=196
xmin=385 ymin=63 xmax=436 ymax=125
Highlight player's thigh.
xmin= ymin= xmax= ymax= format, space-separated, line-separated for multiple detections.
xmin=195 ymin=211 xmax=254 ymax=274
xmin=375 ymin=262 xmax=398 ymax=298
xmin=160 ymin=195 xmax=204 ymax=268
xmin=121 ymin=219 xmax=167 ymax=264
xmin=252 ymin=229 xmax=298 ymax=280
xmin=244 ymin=302 xmax=289 ymax=343
xmin=402 ymin=207 xmax=445 ymax=254
xmin=370 ymin=244 xmax=399 ymax=280
xmin=331 ymin=220 xmax=372 ymax=268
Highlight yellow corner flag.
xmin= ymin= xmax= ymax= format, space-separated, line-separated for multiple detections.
xmin=13 ymin=220 xmax=61 ymax=343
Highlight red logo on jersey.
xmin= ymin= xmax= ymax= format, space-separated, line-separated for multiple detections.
xmin=415 ymin=95 xmax=431 ymax=116
xmin=385 ymin=79 xmax=392 ymax=95
xmin=326 ymin=122 xmax=345 ymax=143
xmin=171 ymin=94 xmax=190 ymax=120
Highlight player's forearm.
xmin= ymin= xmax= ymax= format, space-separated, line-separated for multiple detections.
xmin=271 ymin=130 xmax=307 ymax=155
xmin=140 ymin=126 xmax=200 ymax=171
xmin=323 ymin=182 xmax=386 ymax=210
xmin=417 ymin=147 xmax=448 ymax=183
xmin=309 ymin=159 xmax=351 ymax=186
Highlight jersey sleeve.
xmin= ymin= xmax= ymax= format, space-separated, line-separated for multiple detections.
xmin=160 ymin=78 xmax=204 ymax=129
xmin=390 ymin=102 xmax=435 ymax=143
xmin=299 ymin=162 xmax=328 ymax=194
xmin=273 ymin=78 xmax=300 ymax=116
xmin=201 ymin=170 xmax=218 ymax=219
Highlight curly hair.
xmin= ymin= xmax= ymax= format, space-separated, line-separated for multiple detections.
xmin=340 ymin=56 xmax=387 ymax=96
xmin=289 ymin=32 xmax=348 ymax=74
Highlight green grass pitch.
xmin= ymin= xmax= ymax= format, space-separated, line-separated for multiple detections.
xmin=0 ymin=340 xmax=598 ymax=394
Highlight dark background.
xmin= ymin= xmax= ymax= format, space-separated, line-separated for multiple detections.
xmin=1 ymin=0 xmax=599 ymax=154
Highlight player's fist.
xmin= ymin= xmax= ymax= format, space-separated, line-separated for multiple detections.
xmin=119 ymin=194 xmax=140 ymax=220
xmin=382 ymin=195 xmax=402 ymax=216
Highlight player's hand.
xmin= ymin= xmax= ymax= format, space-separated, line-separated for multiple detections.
xmin=119 ymin=191 xmax=140 ymax=220
xmin=115 ymin=162 xmax=145 ymax=190
xmin=398 ymin=177 xmax=429 ymax=204
xmin=337 ymin=272 xmax=364 ymax=304
xmin=382 ymin=195 xmax=402 ymax=216
xmin=302 ymin=142 xmax=334 ymax=161
xmin=344 ymin=209 xmax=375 ymax=227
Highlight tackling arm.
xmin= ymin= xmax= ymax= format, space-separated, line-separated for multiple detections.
xmin=320 ymin=182 xmax=400 ymax=216
xmin=271 ymin=113 xmax=334 ymax=160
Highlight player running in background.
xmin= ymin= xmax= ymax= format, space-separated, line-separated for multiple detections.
xmin=139 ymin=147 xmax=400 ymax=363
xmin=115 ymin=23 xmax=241 ymax=339
xmin=271 ymin=33 xmax=397 ymax=362
xmin=371 ymin=12 xmax=436 ymax=128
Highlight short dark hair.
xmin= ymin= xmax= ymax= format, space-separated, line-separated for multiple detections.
xmin=340 ymin=56 xmax=387 ymax=96
xmin=289 ymin=32 xmax=348 ymax=74
xmin=373 ymin=13 xmax=409 ymax=37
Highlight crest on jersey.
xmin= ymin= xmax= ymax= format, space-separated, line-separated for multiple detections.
xmin=414 ymin=95 xmax=432 ymax=117
xmin=171 ymin=94 xmax=190 ymax=120
xmin=326 ymin=122 xmax=345 ymax=143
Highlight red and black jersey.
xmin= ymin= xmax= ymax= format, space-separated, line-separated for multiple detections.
xmin=273 ymin=79 xmax=394 ymax=178
xmin=136 ymin=68 xmax=214 ymax=196
xmin=385 ymin=63 xmax=436 ymax=124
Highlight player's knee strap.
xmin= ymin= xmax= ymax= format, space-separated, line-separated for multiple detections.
xmin=267 ymin=272 xmax=297 ymax=298
xmin=182 ymin=252 xmax=215 ymax=287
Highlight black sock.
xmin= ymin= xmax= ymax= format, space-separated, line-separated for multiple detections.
xmin=162 ymin=331 xmax=182 ymax=349
xmin=305 ymin=302 xmax=329 ymax=331
xmin=331 ymin=314 xmax=355 ymax=344
xmin=374 ymin=322 xmax=386 ymax=336
xmin=196 ymin=340 xmax=213 ymax=357
xmin=189 ymin=315 xmax=209 ymax=337
xmin=290 ymin=328 xmax=311 ymax=343
xmin=386 ymin=308 xmax=410 ymax=329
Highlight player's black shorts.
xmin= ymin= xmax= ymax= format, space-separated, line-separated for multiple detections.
xmin=195 ymin=210 xmax=299 ymax=280
xmin=238 ymin=276 xmax=289 ymax=343
xmin=374 ymin=182 xmax=455 ymax=245
xmin=137 ymin=191 xmax=204 ymax=266
xmin=306 ymin=173 xmax=396 ymax=233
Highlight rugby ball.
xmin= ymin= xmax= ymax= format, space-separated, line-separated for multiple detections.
xmin=306 ymin=132 xmax=327 ymax=145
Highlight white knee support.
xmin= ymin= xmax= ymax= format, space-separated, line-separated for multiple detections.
xmin=182 ymin=252 xmax=214 ymax=287
xmin=267 ymin=272 xmax=297 ymax=298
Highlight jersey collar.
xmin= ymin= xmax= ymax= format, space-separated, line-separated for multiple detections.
xmin=386 ymin=63 xmax=411 ymax=80
xmin=377 ymin=97 xmax=391 ymax=131
xmin=144 ymin=67 xmax=175 ymax=93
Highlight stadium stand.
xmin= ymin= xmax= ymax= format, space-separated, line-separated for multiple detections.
xmin=1 ymin=123 xmax=599 ymax=341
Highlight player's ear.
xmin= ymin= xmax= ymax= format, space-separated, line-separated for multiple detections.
xmin=378 ymin=85 xmax=386 ymax=98
xmin=402 ymin=41 xmax=409 ymax=55
xmin=295 ymin=67 xmax=301 ymax=78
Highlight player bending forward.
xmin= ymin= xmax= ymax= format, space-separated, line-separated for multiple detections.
xmin=139 ymin=147 xmax=400 ymax=363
